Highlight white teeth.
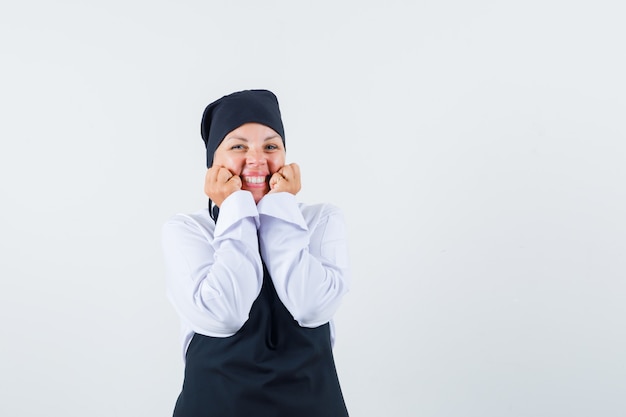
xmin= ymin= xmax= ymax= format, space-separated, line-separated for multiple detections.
xmin=244 ymin=176 xmax=266 ymax=184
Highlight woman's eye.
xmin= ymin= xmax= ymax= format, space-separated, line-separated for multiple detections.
xmin=231 ymin=145 xmax=245 ymax=150
xmin=265 ymin=144 xmax=278 ymax=150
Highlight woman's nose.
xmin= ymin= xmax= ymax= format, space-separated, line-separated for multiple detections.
xmin=246 ymin=148 xmax=266 ymax=165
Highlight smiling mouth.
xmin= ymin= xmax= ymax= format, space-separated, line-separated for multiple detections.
xmin=243 ymin=176 xmax=268 ymax=185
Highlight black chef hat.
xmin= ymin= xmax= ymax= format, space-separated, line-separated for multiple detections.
xmin=200 ymin=89 xmax=285 ymax=167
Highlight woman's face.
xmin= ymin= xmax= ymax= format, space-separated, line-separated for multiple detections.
xmin=212 ymin=122 xmax=286 ymax=203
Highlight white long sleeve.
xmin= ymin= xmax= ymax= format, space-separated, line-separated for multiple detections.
xmin=162 ymin=191 xmax=263 ymax=346
xmin=163 ymin=191 xmax=350 ymax=357
xmin=257 ymin=192 xmax=351 ymax=328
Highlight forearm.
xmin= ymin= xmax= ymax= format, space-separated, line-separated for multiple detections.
xmin=258 ymin=193 xmax=350 ymax=327
xmin=163 ymin=192 xmax=263 ymax=336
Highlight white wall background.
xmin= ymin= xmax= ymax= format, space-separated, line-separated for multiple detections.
xmin=1 ymin=1 xmax=624 ymax=416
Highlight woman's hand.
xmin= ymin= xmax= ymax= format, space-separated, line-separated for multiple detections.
xmin=268 ymin=163 xmax=301 ymax=196
xmin=204 ymin=166 xmax=242 ymax=207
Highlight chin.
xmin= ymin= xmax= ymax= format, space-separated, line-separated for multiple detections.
xmin=251 ymin=191 xmax=268 ymax=204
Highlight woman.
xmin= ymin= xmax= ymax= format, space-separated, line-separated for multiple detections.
xmin=162 ymin=89 xmax=351 ymax=416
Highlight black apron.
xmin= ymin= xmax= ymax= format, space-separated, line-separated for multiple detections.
xmin=173 ymin=264 xmax=349 ymax=417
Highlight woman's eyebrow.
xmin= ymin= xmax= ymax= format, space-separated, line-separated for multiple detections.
xmin=224 ymin=136 xmax=248 ymax=142
xmin=224 ymin=135 xmax=280 ymax=142
xmin=225 ymin=135 xmax=280 ymax=142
